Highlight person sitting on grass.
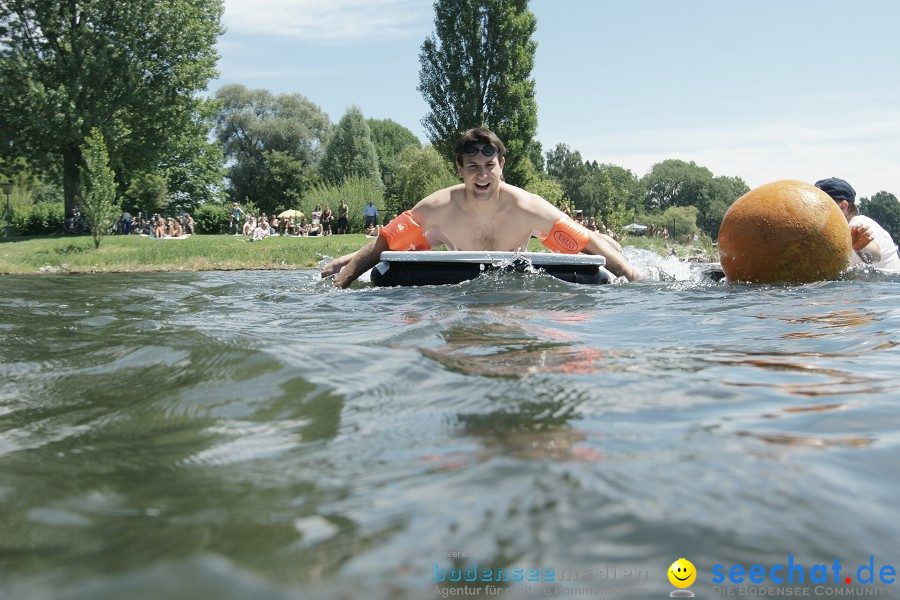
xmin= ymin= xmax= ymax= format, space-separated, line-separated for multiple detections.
xmin=251 ymin=219 xmax=270 ymax=241
xmin=243 ymin=216 xmax=255 ymax=236
xmin=153 ymin=216 xmax=166 ymax=238
xmin=296 ymin=218 xmax=309 ymax=236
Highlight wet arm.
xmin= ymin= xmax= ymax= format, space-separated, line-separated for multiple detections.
xmin=332 ymin=235 xmax=389 ymax=288
xmin=321 ymin=251 xmax=357 ymax=277
xmin=585 ymin=232 xmax=641 ymax=281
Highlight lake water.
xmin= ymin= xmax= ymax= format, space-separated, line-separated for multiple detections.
xmin=1 ymin=250 xmax=899 ymax=600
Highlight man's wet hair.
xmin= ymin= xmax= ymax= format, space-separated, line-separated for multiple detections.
xmin=454 ymin=128 xmax=506 ymax=165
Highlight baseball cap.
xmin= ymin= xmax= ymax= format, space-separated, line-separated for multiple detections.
xmin=814 ymin=177 xmax=856 ymax=203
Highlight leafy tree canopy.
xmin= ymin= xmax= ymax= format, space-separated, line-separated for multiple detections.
xmin=642 ymin=159 xmax=747 ymax=237
xmin=319 ymin=105 xmax=382 ymax=191
xmin=393 ymin=145 xmax=458 ymax=213
xmin=213 ymin=83 xmax=332 ymax=208
xmin=0 ymin=0 xmax=225 ymax=216
xmin=418 ymin=0 xmax=541 ymax=186
xmin=368 ymin=118 xmax=421 ymax=174
xmin=860 ymin=191 xmax=900 ymax=242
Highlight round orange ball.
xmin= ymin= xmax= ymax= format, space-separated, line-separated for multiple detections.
xmin=718 ymin=180 xmax=851 ymax=283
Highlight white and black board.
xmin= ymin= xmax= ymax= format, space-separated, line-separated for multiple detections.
xmin=371 ymin=251 xmax=614 ymax=287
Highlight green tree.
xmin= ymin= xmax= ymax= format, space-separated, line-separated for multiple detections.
xmin=707 ymin=175 xmax=749 ymax=238
xmin=393 ymin=145 xmax=459 ymax=212
xmin=319 ymin=106 xmax=382 ymax=191
xmin=123 ymin=172 xmax=168 ymax=217
xmin=591 ymin=162 xmax=643 ymax=217
xmin=641 ymin=159 xmax=748 ymax=237
xmin=160 ymin=98 xmax=226 ymax=208
xmin=0 ymin=0 xmax=224 ymax=218
xmin=642 ymin=206 xmax=700 ymax=241
xmin=368 ymin=118 xmax=421 ymax=172
xmin=523 ymin=176 xmax=566 ymax=209
xmin=304 ymin=176 xmax=386 ymax=234
xmin=368 ymin=118 xmax=421 ymax=203
xmin=81 ymin=129 xmax=119 ymax=249
xmin=860 ymin=191 xmax=900 ymax=241
xmin=642 ymin=159 xmax=715 ymax=211
xmin=214 ymin=84 xmax=331 ymax=208
xmin=418 ymin=0 xmax=541 ymax=186
xmin=595 ymin=172 xmax=632 ymax=233
xmin=255 ymin=150 xmax=306 ymax=214
xmin=193 ymin=202 xmax=230 ymax=234
xmin=545 ymin=143 xmax=591 ymax=210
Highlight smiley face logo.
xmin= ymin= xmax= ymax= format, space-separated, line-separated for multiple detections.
xmin=668 ymin=558 xmax=697 ymax=588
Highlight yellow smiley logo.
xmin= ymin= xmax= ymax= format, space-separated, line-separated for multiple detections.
xmin=668 ymin=558 xmax=697 ymax=588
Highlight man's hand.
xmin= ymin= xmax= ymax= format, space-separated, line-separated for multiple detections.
xmin=850 ymin=222 xmax=881 ymax=264
xmin=850 ymin=222 xmax=874 ymax=251
xmin=327 ymin=237 xmax=389 ymax=288
xmin=586 ymin=231 xmax=640 ymax=281
xmin=321 ymin=252 xmax=356 ymax=278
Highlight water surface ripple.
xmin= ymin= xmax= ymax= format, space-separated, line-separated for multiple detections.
xmin=1 ymin=267 xmax=898 ymax=599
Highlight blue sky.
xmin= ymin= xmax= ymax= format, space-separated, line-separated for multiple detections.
xmin=212 ymin=0 xmax=900 ymax=199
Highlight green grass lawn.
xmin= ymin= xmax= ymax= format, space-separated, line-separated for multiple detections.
xmin=0 ymin=234 xmax=372 ymax=274
xmin=0 ymin=233 xmax=717 ymax=275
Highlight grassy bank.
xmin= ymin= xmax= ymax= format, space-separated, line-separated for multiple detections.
xmin=0 ymin=234 xmax=370 ymax=274
xmin=0 ymin=233 xmax=717 ymax=275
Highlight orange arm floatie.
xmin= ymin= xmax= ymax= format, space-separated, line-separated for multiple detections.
xmin=380 ymin=211 xmax=431 ymax=251
xmin=541 ymin=217 xmax=590 ymax=254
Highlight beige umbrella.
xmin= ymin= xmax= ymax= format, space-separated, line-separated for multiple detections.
xmin=278 ymin=209 xmax=304 ymax=219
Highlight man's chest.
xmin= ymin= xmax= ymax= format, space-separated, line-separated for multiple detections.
xmin=440 ymin=216 xmax=529 ymax=251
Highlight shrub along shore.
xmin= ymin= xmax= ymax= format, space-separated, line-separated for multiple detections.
xmin=0 ymin=234 xmax=716 ymax=275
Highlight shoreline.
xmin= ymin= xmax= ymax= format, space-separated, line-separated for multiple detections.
xmin=0 ymin=234 xmax=716 ymax=276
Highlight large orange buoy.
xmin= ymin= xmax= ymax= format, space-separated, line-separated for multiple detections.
xmin=718 ymin=180 xmax=851 ymax=283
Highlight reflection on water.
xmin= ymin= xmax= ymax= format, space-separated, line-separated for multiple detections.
xmin=1 ymin=268 xmax=900 ymax=599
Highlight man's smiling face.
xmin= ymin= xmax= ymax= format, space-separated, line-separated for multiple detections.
xmin=458 ymin=149 xmax=504 ymax=200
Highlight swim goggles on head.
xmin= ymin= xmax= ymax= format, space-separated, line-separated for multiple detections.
xmin=462 ymin=144 xmax=499 ymax=157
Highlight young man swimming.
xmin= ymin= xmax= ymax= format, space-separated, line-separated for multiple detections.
xmin=322 ymin=128 xmax=641 ymax=287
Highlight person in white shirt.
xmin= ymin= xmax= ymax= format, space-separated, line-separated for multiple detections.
xmin=815 ymin=177 xmax=900 ymax=271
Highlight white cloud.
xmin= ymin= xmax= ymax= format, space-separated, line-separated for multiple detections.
xmin=548 ymin=109 xmax=900 ymax=199
xmin=222 ymin=0 xmax=433 ymax=42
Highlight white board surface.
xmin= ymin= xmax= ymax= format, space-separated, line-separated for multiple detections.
xmin=378 ymin=251 xmax=606 ymax=266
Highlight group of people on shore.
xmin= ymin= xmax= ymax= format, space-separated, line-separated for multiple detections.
xmin=240 ymin=211 xmax=327 ymax=240
xmin=120 ymin=212 xmax=195 ymax=238
xmin=229 ymin=200 xmax=359 ymax=239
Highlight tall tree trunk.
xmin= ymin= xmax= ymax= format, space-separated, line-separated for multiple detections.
xmin=63 ymin=146 xmax=83 ymax=217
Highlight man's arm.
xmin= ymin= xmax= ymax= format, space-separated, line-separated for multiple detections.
xmin=584 ymin=231 xmax=641 ymax=281
xmin=321 ymin=251 xmax=356 ymax=277
xmin=331 ymin=236 xmax=389 ymax=288
xmin=524 ymin=190 xmax=638 ymax=281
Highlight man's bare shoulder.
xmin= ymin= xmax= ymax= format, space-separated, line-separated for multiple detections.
xmin=412 ymin=184 xmax=463 ymax=214
xmin=501 ymin=183 xmax=564 ymax=218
